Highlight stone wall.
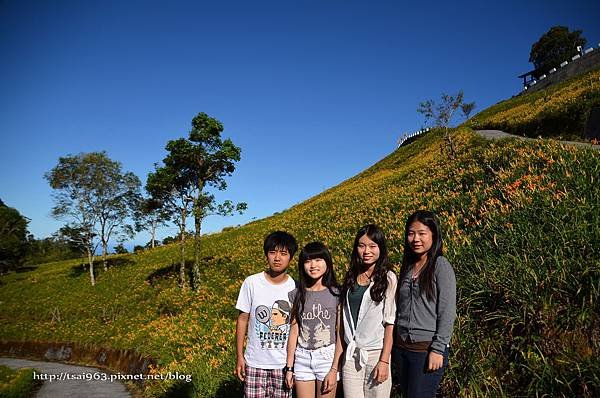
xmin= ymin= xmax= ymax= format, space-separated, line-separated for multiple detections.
xmin=0 ymin=340 xmax=156 ymax=379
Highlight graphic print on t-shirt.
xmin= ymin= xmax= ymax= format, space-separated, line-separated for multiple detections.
xmin=254 ymin=299 xmax=291 ymax=349
xmin=300 ymin=302 xmax=333 ymax=348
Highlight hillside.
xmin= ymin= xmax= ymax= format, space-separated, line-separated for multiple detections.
xmin=468 ymin=66 xmax=600 ymax=140
xmin=2 ymin=121 xmax=600 ymax=397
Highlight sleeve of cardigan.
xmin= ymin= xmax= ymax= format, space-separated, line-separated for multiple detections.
xmin=383 ymin=271 xmax=398 ymax=325
xmin=431 ymin=257 xmax=457 ymax=354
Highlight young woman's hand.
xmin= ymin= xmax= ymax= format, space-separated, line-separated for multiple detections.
xmin=427 ymin=351 xmax=444 ymax=372
xmin=285 ymin=370 xmax=294 ymax=389
xmin=321 ymin=368 xmax=337 ymax=393
xmin=372 ymin=360 xmax=389 ymax=383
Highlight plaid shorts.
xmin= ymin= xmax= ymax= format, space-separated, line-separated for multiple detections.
xmin=244 ymin=365 xmax=291 ymax=398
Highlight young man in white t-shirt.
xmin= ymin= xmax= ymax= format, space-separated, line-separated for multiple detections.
xmin=235 ymin=231 xmax=298 ymax=398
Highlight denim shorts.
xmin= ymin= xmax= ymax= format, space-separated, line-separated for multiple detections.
xmin=294 ymin=344 xmax=340 ymax=381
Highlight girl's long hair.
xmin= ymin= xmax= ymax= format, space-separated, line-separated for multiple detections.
xmin=342 ymin=224 xmax=391 ymax=304
xmin=291 ymin=242 xmax=339 ymax=327
xmin=400 ymin=210 xmax=443 ymax=302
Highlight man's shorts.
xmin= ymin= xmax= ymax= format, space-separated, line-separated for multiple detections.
xmin=244 ymin=366 xmax=290 ymax=398
xmin=294 ymin=344 xmax=340 ymax=382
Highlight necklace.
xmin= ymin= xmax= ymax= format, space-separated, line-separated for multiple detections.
xmin=358 ymin=271 xmax=372 ymax=285
xmin=412 ymin=262 xmax=426 ymax=279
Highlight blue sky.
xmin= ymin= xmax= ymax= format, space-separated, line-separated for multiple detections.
xmin=1 ymin=0 xmax=599 ymax=248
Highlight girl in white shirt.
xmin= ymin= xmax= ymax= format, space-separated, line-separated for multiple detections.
xmin=341 ymin=224 xmax=397 ymax=397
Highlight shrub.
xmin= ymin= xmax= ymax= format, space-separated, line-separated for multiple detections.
xmin=0 ymin=366 xmax=40 ymax=398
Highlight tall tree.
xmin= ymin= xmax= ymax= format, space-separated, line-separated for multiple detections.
xmin=146 ymin=164 xmax=194 ymax=287
xmin=45 ymin=152 xmax=141 ymax=285
xmin=147 ymin=112 xmax=246 ymax=289
xmin=0 ymin=199 xmax=30 ymax=274
xmin=417 ymin=90 xmax=475 ymax=159
xmin=134 ymin=196 xmax=172 ymax=249
xmin=529 ymin=26 xmax=586 ymax=78
xmin=58 ymin=224 xmax=97 ymax=271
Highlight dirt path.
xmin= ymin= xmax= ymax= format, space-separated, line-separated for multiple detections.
xmin=476 ymin=129 xmax=600 ymax=150
xmin=0 ymin=357 xmax=130 ymax=398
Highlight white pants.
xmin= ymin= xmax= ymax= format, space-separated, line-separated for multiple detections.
xmin=342 ymin=348 xmax=391 ymax=398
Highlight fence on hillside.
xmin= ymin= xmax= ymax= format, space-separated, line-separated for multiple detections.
xmin=520 ymin=43 xmax=600 ymax=94
xmin=397 ymin=128 xmax=431 ymax=148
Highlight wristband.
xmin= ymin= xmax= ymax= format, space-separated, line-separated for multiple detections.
xmin=379 ymin=359 xmax=389 ymax=365
xmin=283 ymin=366 xmax=294 ymax=373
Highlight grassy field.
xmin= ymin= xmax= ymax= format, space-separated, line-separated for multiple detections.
xmin=1 ymin=125 xmax=598 ymax=397
xmin=467 ymin=66 xmax=600 ymax=140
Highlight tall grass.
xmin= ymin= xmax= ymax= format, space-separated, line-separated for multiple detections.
xmin=437 ymin=138 xmax=600 ymax=396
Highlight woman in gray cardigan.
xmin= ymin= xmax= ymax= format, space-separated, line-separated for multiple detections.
xmin=392 ymin=210 xmax=457 ymax=398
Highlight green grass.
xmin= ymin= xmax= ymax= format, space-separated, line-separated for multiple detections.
xmin=0 ymin=366 xmax=39 ymax=398
xmin=467 ymin=67 xmax=600 ymax=140
xmin=1 ymin=127 xmax=599 ymax=397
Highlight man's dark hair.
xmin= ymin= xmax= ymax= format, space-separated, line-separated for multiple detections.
xmin=263 ymin=231 xmax=298 ymax=258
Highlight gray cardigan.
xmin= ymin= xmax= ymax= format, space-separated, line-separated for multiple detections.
xmin=395 ymin=256 xmax=456 ymax=354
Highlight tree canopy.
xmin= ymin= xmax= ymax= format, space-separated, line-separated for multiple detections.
xmin=134 ymin=196 xmax=172 ymax=249
xmin=0 ymin=199 xmax=30 ymax=273
xmin=529 ymin=26 xmax=586 ymax=77
xmin=147 ymin=112 xmax=246 ymax=289
xmin=45 ymin=152 xmax=140 ymax=285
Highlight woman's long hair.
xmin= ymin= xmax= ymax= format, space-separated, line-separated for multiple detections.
xmin=342 ymin=224 xmax=391 ymax=304
xmin=291 ymin=242 xmax=339 ymax=327
xmin=400 ymin=210 xmax=443 ymax=302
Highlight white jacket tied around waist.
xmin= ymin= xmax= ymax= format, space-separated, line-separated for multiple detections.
xmin=343 ymin=271 xmax=397 ymax=369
